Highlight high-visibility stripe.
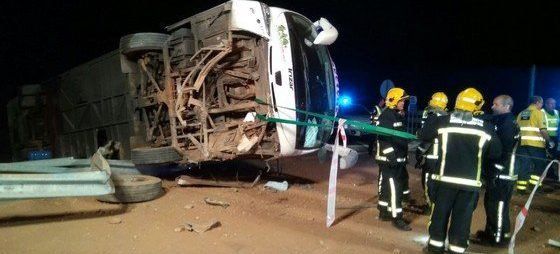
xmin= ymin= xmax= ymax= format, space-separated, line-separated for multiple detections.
xmin=393 ymin=122 xmax=403 ymax=127
xmin=499 ymin=175 xmax=518 ymax=181
xmin=517 ymin=185 xmax=527 ymax=190
xmin=429 ymin=239 xmax=444 ymax=247
xmin=439 ymin=132 xmax=449 ymax=176
xmin=402 ymin=189 xmax=410 ymax=195
xmin=529 ymin=179 xmax=539 ymax=185
xmin=521 ymin=136 xmax=545 ymax=142
xmin=477 ymin=136 xmax=488 ymax=182
xmin=548 ymin=127 xmax=558 ymax=131
xmin=389 ymin=178 xmax=397 ymax=218
xmin=431 ymin=174 xmax=482 ymax=187
xmin=375 ymin=155 xmax=387 ymax=161
xmin=497 ymin=201 xmax=504 ymax=243
xmin=378 ymin=201 xmax=388 ymax=206
xmin=426 ymin=138 xmax=439 ymax=160
xmin=509 ymin=143 xmax=518 ymax=178
xmin=520 ymin=127 xmax=540 ymax=132
xmin=378 ymin=172 xmax=383 ymax=195
xmin=437 ymin=127 xmax=489 ymax=186
xmin=449 ymin=244 xmax=466 ymax=253
xmin=494 ymin=164 xmax=505 ymax=170
xmin=424 ymin=172 xmax=431 ymax=205
xmin=386 ymin=207 xmax=403 ymax=213
xmin=438 ymin=127 xmax=492 ymax=141
xmin=530 ymin=175 xmax=540 ymax=180
xmin=382 ymin=147 xmax=394 ymax=154
xmin=517 ymin=180 xmax=528 ymax=185
xmin=375 ymin=155 xmax=406 ymax=162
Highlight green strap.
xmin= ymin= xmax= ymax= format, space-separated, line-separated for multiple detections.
xmin=255 ymin=98 xmax=417 ymax=140
xmin=255 ymin=114 xmax=333 ymax=128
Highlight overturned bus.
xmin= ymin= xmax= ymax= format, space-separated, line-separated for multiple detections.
xmin=9 ymin=0 xmax=341 ymax=166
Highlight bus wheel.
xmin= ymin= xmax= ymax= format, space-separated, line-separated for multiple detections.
xmin=97 ymin=175 xmax=163 ymax=203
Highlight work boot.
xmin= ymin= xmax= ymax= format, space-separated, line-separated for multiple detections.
xmin=473 ymin=230 xmax=492 ymax=245
xmin=378 ymin=210 xmax=392 ymax=221
xmin=392 ymin=218 xmax=411 ymax=231
xmin=422 ymin=246 xmax=444 ymax=254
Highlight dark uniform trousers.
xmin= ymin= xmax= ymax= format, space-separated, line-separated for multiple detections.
xmin=421 ymin=159 xmax=438 ymax=205
xmin=378 ymin=163 xmax=406 ymax=219
xmin=484 ymin=178 xmax=514 ymax=243
xmin=516 ymin=146 xmax=547 ymax=190
xmin=428 ymin=185 xmax=478 ymax=253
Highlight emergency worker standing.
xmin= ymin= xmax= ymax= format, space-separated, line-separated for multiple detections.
xmin=419 ymin=88 xmax=502 ymax=254
xmin=375 ymin=87 xmax=411 ymax=231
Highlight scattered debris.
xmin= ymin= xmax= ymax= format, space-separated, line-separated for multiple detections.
xmin=184 ymin=219 xmax=221 ymax=233
xmin=184 ymin=204 xmax=195 ymax=209
xmin=174 ymin=226 xmax=185 ymax=233
xmin=264 ymin=181 xmax=288 ymax=192
xmin=176 ymin=175 xmax=245 ymax=188
xmin=108 ymin=217 xmax=122 ymax=224
xmin=548 ymin=239 xmax=560 ymax=248
xmin=204 ymin=197 xmax=230 ymax=208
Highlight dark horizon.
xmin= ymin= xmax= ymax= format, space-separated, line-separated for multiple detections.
xmin=2 ymin=0 xmax=560 ymax=159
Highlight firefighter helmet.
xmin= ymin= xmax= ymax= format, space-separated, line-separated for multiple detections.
xmin=429 ymin=92 xmax=448 ymax=110
xmin=455 ymin=88 xmax=484 ymax=112
xmin=385 ymin=87 xmax=409 ymax=109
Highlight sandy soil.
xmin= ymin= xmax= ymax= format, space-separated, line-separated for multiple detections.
xmin=1 ymin=152 xmax=560 ymax=254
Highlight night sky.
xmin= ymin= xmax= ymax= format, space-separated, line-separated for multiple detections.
xmin=1 ymin=0 xmax=560 ymax=158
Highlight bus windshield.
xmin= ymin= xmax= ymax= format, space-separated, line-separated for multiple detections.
xmin=285 ymin=12 xmax=336 ymax=149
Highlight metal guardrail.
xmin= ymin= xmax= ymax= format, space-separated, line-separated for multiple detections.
xmin=0 ymin=152 xmax=117 ymax=199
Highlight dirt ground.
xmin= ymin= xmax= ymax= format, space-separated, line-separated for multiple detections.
xmin=2 ymin=151 xmax=560 ymax=254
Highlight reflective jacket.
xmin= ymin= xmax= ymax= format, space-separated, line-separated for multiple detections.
xmin=417 ymin=107 xmax=448 ymax=170
xmin=517 ymin=105 xmax=546 ymax=148
xmin=375 ymin=108 xmax=409 ymax=165
xmin=418 ymin=111 xmax=502 ymax=191
xmin=542 ymin=109 xmax=559 ymax=138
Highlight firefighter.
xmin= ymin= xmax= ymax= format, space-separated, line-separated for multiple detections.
xmin=476 ymin=95 xmax=519 ymax=247
xmin=375 ymin=87 xmax=411 ymax=231
xmin=416 ymin=92 xmax=448 ymax=213
xmin=515 ymin=96 xmax=552 ymax=194
xmin=419 ymin=88 xmax=502 ymax=254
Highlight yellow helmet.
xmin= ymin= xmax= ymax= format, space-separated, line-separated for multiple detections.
xmin=385 ymin=87 xmax=409 ymax=109
xmin=455 ymin=88 xmax=484 ymax=112
xmin=429 ymin=92 xmax=448 ymax=110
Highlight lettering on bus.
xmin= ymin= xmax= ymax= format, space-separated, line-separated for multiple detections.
xmin=288 ymin=68 xmax=294 ymax=90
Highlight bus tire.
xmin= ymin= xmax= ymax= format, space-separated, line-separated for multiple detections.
xmin=120 ymin=33 xmax=170 ymax=57
xmin=130 ymin=146 xmax=181 ymax=165
xmin=97 ymin=175 xmax=163 ymax=203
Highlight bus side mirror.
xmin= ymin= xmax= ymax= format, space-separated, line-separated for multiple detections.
xmin=313 ymin=18 xmax=338 ymax=45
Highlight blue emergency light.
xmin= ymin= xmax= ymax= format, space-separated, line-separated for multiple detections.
xmin=339 ymin=95 xmax=352 ymax=107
